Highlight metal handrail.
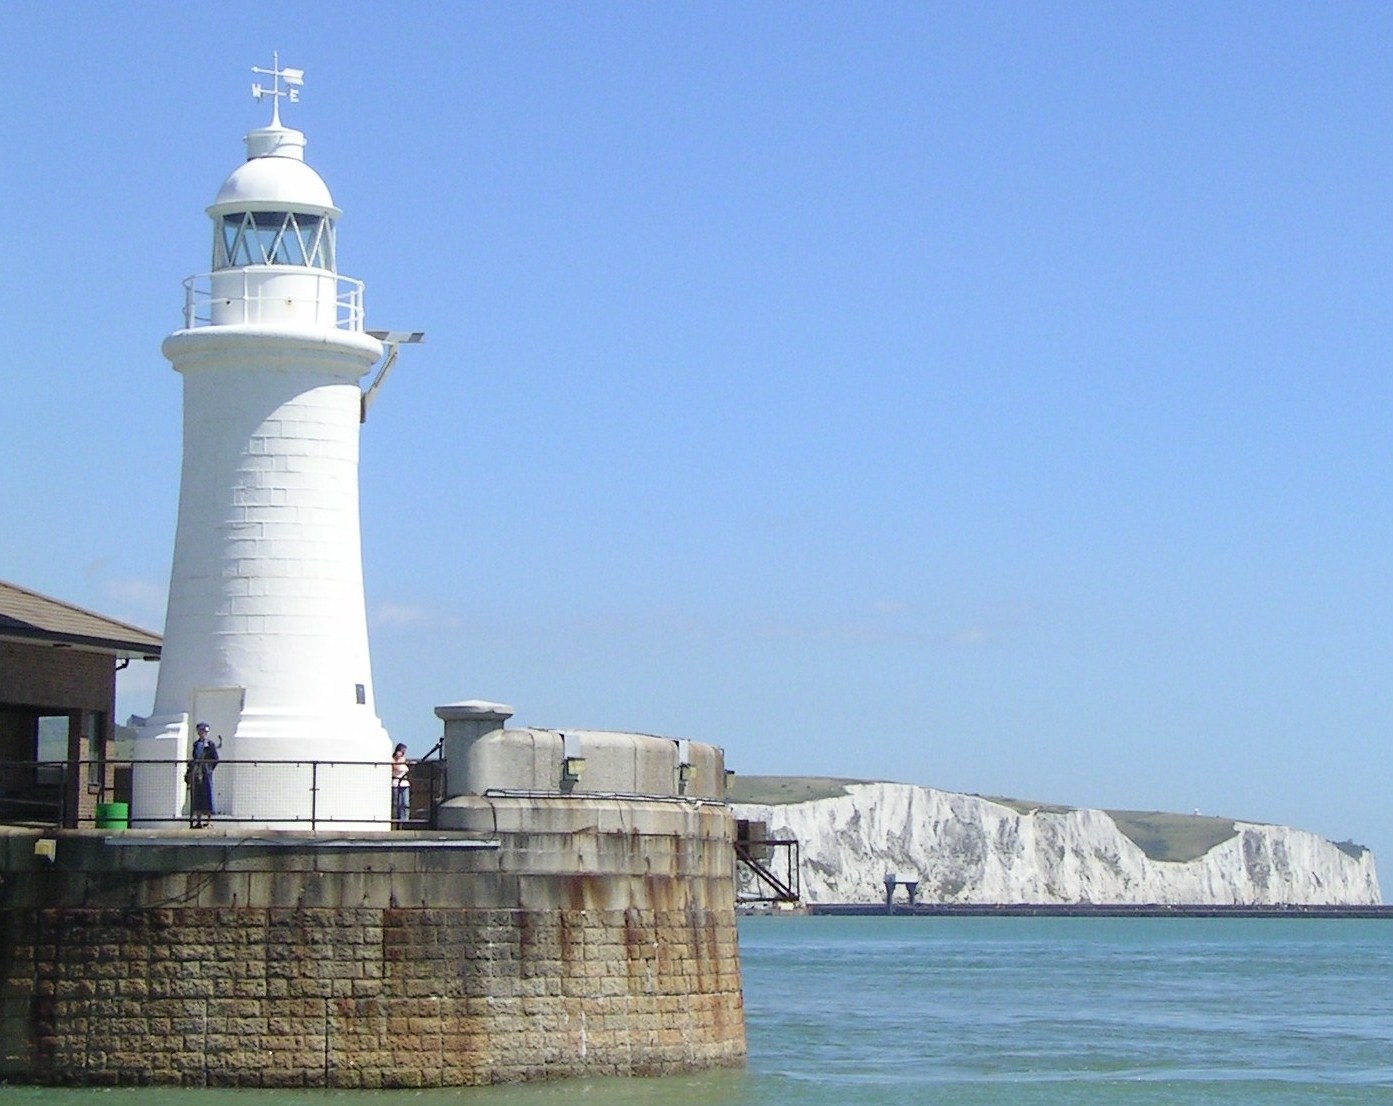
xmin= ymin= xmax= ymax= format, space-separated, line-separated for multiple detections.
xmin=0 ymin=757 xmax=443 ymax=831
xmin=180 ymin=269 xmax=366 ymax=330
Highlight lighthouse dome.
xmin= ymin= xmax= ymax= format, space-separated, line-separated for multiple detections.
xmin=209 ymin=126 xmax=338 ymax=216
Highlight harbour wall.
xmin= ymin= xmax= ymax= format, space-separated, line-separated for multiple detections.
xmin=0 ymin=803 xmax=743 ymax=1086
xmin=0 ymin=704 xmax=746 ymax=1086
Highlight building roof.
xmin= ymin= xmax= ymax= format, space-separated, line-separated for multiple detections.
xmin=0 ymin=580 xmax=161 ymax=660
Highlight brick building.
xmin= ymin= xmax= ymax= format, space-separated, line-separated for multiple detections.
xmin=0 ymin=581 xmax=160 ymax=826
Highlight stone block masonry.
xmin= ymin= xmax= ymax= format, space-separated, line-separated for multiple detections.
xmin=5 ymin=904 xmax=740 ymax=1086
xmin=0 ymin=801 xmax=746 ymax=1086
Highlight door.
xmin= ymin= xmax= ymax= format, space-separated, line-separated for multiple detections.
xmin=190 ymin=687 xmax=243 ymax=817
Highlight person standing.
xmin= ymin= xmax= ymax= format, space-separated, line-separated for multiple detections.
xmin=391 ymin=743 xmax=411 ymax=826
xmin=189 ymin=722 xmax=219 ymax=828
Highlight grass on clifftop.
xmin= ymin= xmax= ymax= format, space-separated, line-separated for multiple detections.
xmin=986 ymin=796 xmax=1240 ymax=862
xmin=725 ymin=776 xmax=856 ymax=805
xmin=728 ymin=775 xmax=1242 ymax=863
xmin=1102 ymin=810 xmax=1239 ymax=863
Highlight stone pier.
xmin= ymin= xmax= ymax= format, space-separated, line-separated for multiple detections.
xmin=0 ymin=705 xmax=746 ymax=1086
xmin=0 ymin=808 xmax=743 ymax=1085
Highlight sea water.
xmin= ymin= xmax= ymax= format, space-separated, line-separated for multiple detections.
xmin=7 ymin=915 xmax=1392 ymax=1105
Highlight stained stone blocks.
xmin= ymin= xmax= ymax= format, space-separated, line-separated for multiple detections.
xmin=0 ymin=804 xmax=746 ymax=1086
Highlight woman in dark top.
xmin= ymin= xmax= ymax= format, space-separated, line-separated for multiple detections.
xmin=189 ymin=722 xmax=219 ymax=828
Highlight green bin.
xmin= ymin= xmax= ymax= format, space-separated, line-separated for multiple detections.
xmin=95 ymin=802 xmax=129 ymax=830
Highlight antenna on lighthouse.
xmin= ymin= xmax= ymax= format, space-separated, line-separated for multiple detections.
xmin=251 ymin=52 xmax=305 ymax=127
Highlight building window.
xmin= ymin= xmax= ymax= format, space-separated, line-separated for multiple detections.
xmin=85 ymin=711 xmax=105 ymax=791
xmin=35 ymin=713 xmax=70 ymax=786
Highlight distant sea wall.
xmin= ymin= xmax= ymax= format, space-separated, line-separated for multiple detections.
xmin=735 ymin=782 xmax=1381 ymax=906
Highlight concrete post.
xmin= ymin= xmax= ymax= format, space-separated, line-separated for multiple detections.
xmin=434 ymin=701 xmax=514 ymax=799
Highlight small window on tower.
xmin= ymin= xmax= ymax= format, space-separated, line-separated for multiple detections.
xmin=319 ymin=221 xmax=336 ymax=271
xmin=215 ymin=214 xmax=248 ymax=269
xmin=279 ymin=216 xmax=308 ymax=265
xmin=250 ymin=212 xmax=288 ymax=264
xmin=296 ymin=214 xmax=324 ymax=267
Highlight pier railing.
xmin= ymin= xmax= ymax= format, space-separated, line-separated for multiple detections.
xmin=0 ymin=758 xmax=446 ymax=831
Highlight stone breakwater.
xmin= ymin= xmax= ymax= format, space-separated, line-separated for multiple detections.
xmin=735 ymin=782 xmax=1382 ymax=906
xmin=0 ymin=801 xmax=746 ymax=1087
xmin=1 ymin=903 xmax=740 ymax=1087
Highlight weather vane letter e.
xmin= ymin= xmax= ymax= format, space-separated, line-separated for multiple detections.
xmin=251 ymin=51 xmax=305 ymax=126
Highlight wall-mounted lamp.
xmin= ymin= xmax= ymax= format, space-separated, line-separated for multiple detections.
xmin=561 ymin=731 xmax=586 ymax=784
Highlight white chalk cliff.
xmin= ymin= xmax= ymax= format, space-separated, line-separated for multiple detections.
xmin=734 ymin=782 xmax=1382 ymax=905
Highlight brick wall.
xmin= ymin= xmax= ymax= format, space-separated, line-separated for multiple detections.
xmin=0 ymin=642 xmax=114 ymax=714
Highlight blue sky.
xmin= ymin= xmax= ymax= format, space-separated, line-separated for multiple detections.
xmin=5 ymin=4 xmax=1393 ymax=875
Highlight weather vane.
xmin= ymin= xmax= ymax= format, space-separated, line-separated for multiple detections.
xmin=251 ymin=51 xmax=305 ymax=126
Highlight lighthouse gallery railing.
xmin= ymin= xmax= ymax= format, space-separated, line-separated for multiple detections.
xmin=181 ymin=270 xmax=366 ymax=330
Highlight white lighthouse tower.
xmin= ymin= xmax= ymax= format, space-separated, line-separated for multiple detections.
xmin=134 ymin=59 xmax=392 ymax=829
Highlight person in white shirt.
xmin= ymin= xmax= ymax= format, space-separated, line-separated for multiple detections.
xmin=391 ymin=743 xmax=411 ymax=826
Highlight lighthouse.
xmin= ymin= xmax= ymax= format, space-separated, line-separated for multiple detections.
xmin=134 ymin=59 xmax=393 ymax=829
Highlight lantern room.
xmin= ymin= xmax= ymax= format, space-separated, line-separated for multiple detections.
xmin=183 ymin=63 xmax=361 ymax=332
xmin=208 ymin=124 xmax=339 ymax=272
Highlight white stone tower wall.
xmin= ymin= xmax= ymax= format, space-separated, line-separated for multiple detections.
xmin=155 ymin=329 xmax=381 ymax=725
xmin=137 ymin=324 xmax=391 ymax=828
